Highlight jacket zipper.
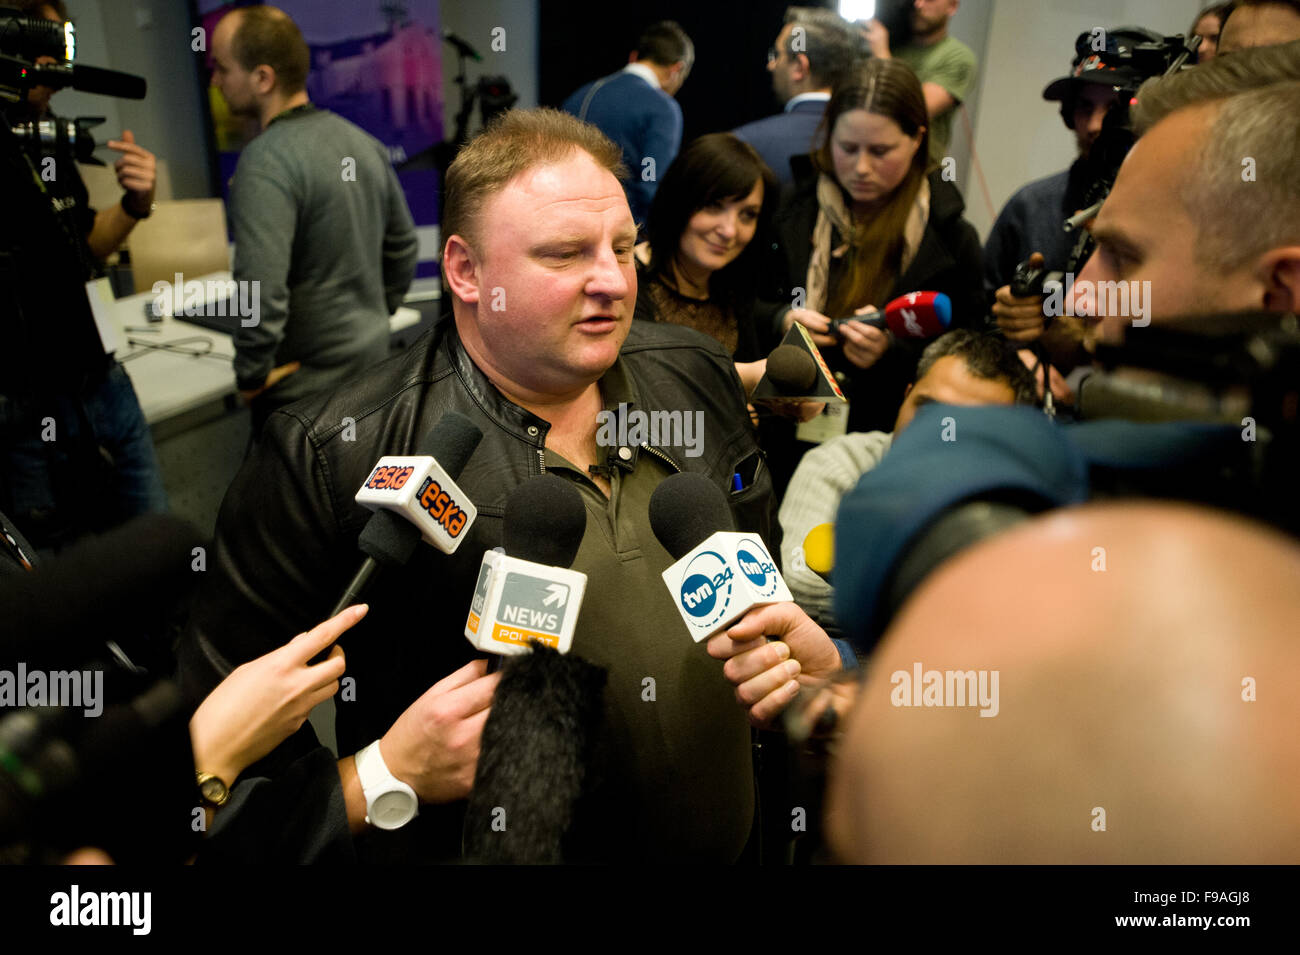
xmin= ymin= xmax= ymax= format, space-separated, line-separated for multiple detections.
xmin=536 ymin=447 xmax=546 ymax=476
xmin=640 ymin=443 xmax=681 ymax=473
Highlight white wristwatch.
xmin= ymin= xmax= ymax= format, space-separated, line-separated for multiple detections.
xmin=354 ymin=740 xmax=418 ymax=830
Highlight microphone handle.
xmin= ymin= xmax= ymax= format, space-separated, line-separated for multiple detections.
xmin=331 ymin=557 xmax=381 ymax=618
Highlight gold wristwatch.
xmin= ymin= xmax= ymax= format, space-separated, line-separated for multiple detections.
xmin=196 ymin=771 xmax=231 ymax=808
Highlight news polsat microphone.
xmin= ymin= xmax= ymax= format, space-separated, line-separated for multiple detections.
xmin=464 ymin=475 xmax=588 ymax=657
xmin=461 ymin=476 xmax=608 ymax=863
xmin=331 ymin=412 xmax=483 ymax=617
xmin=649 ymin=472 xmax=791 ymax=642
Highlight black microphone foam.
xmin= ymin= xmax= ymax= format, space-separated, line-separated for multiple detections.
xmin=767 ymin=344 xmax=818 ymax=393
xmin=419 ymin=410 xmax=482 ymax=477
xmin=648 ymin=471 xmax=734 ymax=560
xmin=502 ymin=475 xmax=586 ymax=568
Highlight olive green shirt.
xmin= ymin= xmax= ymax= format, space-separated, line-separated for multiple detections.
xmin=896 ymin=35 xmax=978 ymax=163
xmin=540 ymin=362 xmax=755 ymax=862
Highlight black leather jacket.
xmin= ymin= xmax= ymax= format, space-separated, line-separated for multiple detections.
xmin=180 ymin=318 xmax=776 ymax=861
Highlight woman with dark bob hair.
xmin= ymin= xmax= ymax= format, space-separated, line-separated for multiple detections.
xmin=634 ymin=132 xmax=779 ymax=369
xmin=758 ymin=57 xmax=984 ymax=487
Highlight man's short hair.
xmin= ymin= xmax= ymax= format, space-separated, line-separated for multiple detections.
xmin=782 ymin=6 xmax=866 ymax=90
xmin=1133 ymin=42 xmax=1300 ymax=270
xmin=916 ymin=330 xmax=1038 ymax=406
xmin=230 ymin=5 xmax=310 ymax=96
xmin=634 ymin=20 xmax=693 ymax=68
xmin=443 ymin=108 xmax=627 ymax=254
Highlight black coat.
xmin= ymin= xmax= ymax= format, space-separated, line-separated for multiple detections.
xmin=754 ymin=163 xmax=985 ymax=491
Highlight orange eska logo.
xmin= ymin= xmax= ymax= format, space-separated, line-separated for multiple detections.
xmin=366 ymin=465 xmax=414 ymax=490
xmin=417 ymin=476 xmax=467 ymax=537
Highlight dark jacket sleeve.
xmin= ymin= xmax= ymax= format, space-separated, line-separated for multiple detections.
xmin=178 ymin=411 xmax=361 ymax=861
xmin=180 ymin=411 xmax=349 ymax=703
xmin=753 ymin=175 xmax=818 ymax=350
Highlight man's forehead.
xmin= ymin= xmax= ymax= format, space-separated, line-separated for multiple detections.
xmin=483 ymin=154 xmax=632 ymax=226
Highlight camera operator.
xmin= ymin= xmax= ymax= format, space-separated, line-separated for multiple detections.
xmin=1 ymin=0 xmax=165 ymax=552
xmin=986 ymin=27 xmax=1162 ymax=387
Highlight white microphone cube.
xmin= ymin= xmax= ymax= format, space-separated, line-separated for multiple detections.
xmin=353 ymin=456 xmax=477 ymax=555
xmin=464 ymin=552 xmax=586 ymax=656
xmin=661 ymin=531 xmax=792 ymax=642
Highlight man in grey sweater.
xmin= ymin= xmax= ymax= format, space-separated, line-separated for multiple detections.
xmin=212 ymin=5 xmax=418 ymax=432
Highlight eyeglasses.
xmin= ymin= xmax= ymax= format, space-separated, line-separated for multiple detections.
xmin=767 ymin=45 xmax=781 ymax=65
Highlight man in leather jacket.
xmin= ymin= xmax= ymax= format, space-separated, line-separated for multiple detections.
xmin=180 ymin=109 xmax=778 ymax=863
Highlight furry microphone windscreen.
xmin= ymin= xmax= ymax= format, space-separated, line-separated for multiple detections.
xmin=462 ymin=644 xmax=607 ymax=863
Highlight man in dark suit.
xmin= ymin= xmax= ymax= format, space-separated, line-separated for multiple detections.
xmin=561 ymin=21 xmax=693 ymax=227
xmin=734 ymin=7 xmax=864 ymax=186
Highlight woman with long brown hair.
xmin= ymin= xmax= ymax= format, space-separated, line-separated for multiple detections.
xmin=760 ymin=58 xmax=984 ymax=487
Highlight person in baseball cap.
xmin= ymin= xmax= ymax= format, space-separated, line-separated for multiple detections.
xmin=982 ymin=28 xmax=1157 ymax=297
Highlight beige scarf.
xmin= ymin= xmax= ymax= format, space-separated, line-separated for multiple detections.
xmin=805 ymin=173 xmax=931 ymax=314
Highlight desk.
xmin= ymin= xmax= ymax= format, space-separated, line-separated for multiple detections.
xmin=107 ymin=271 xmax=427 ymax=427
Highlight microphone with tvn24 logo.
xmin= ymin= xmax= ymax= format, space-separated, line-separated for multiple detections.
xmin=331 ymin=412 xmax=483 ymax=617
xmin=464 ymin=475 xmax=587 ymax=658
xmin=650 ymin=472 xmax=791 ymax=642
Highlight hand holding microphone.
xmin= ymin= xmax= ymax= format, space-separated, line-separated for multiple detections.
xmin=838 ymin=310 xmax=892 ymax=370
xmin=705 ymin=601 xmax=845 ymax=727
xmin=377 ymin=658 xmax=501 ymax=806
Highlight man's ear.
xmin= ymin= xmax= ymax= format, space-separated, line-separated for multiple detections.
xmin=1259 ymin=246 xmax=1300 ymax=313
xmin=442 ymin=234 xmax=482 ymax=305
xmin=252 ymin=64 xmax=276 ymax=96
xmin=902 ymin=382 xmax=914 ymax=400
xmin=792 ymin=53 xmax=811 ymax=83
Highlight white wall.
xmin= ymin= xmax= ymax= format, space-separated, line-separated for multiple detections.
xmin=440 ymin=0 xmax=539 ymax=141
xmin=967 ymin=0 xmax=1205 ymax=239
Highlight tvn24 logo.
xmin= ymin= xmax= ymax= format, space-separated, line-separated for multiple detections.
xmin=679 ymin=551 xmax=734 ymax=627
xmin=735 ymin=543 xmax=780 ymax=598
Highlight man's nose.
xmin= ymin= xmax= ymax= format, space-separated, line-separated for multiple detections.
xmin=588 ymin=247 xmax=630 ymax=299
xmin=1085 ymin=104 xmax=1107 ymax=135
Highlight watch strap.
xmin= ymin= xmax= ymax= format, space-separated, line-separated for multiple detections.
xmin=354 ymin=740 xmax=418 ymax=830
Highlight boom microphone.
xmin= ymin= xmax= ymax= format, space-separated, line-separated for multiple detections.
xmin=465 ymin=475 xmax=588 ymax=656
xmin=649 ymin=472 xmax=791 ymax=642
xmin=830 ymin=291 xmax=952 ymax=340
xmin=331 ymin=412 xmax=483 ymax=616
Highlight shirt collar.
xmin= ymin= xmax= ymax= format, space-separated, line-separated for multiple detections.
xmin=622 ymin=61 xmax=662 ymax=90
xmin=785 ymin=91 xmax=830 ymax=112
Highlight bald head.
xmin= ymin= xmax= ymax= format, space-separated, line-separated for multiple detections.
xmin=828 ymin=502 xmax=1300 ymax=863
xmin=1220 ymin=1 xmax=1300 ymax=53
